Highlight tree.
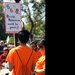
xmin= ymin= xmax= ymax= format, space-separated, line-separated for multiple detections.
xmin=22 ymin=0 xmax=45 ymax=37
xmin=0 ymin=3 xmax=7 ymax=40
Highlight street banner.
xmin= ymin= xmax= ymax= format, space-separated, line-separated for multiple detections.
xmin=4 ymin=2 xmax=22 ymax=33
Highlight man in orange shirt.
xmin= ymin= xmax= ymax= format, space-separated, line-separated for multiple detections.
xmin=35 ymin=39 xmax=45 ymax=75
xmin=30 ymin=40 xmax=42 ymax=58
xmin=6 ymin=30 xmax=38 ymax=75
xmin=30 ymin=40 xmax=42 ymax=75
xmin=37 ymin=39 xmax=45 ymax=56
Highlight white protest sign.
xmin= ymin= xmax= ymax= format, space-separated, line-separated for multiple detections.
xmin=4 ymin=2 xmax=22 ymax=33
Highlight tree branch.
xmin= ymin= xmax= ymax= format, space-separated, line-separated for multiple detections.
xmin=37 ymin=16 xmax=45 ymax=22
xmin=27 ymin=5 xmax=35 ymax=34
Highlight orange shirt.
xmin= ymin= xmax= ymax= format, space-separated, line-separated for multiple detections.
xmin=36 ymin=50 xmax=42 ymax=58
xmin=35 ymin=55 xmax=45 ymax=75
xmin=30 ymin=47 xmax=42 ymax=59
xmin=31 ymin=49 xmax=42 ymax=75
xmin=38 ymin=48 xmax=45 ymax=56
xmin=6 ymin=45 xmax=38 ymax=75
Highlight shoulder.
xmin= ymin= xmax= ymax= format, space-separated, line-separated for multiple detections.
xmin=8 ymin=47 xmax=18 ymax=54
xmin=32 ymin=50 xmax=38 ymax=58
xmin=0 ymin=54 xmax=4 ymax=57
xmin=32 ymin=50 xmax=37 ymax=54
xmin=38 ymin=56 xmax=45 ymax=62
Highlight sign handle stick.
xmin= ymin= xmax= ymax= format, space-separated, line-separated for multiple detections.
xmin=13 ymin=34 xmax=16 ymax=47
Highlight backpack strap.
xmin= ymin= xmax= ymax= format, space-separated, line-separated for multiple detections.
xmin=15 ymin=49 xmax=33 ymax=66
xmin=26 ymin=50 xmax=33 ymax=65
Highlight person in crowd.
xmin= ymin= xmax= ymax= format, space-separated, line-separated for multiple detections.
xmin=34 ymin=39 xmax=45 ymax=75
xmin=30 ymin=40 xmax=38 ymax=51
xmin=30 ymin=40 xmax=41 ymax=58
xmin=37 ymin=39 xmax=45 ymax=56
xmin=26 ymin=34 xmax=34 ymax=47
xmin=4 ymin=42 xmax=8 ymax=47
xmin=30 ymin=40 xmax=42 ymax=75
xmin=0 ymin=47 xmax=9 ymax=66
xmin=6 ymin=30 xmax=38 ymax=75
xmin=0 ymin=41 xmax=4 ymax=54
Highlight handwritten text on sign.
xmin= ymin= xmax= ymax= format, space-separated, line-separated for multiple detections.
xmin=5 ymin=2 xmax=22 ymax=33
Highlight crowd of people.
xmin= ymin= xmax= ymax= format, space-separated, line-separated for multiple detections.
xmin=0 ymin=41 xmax=14 ymax=69
xmin=0 ymin=29 xmax=45 ymax=75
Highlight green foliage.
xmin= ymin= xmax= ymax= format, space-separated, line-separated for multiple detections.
xmin=25 ymin=24 xmax=31 ymax=32
xmin=0 ymin=13 xmax=7 ymax=40
xmin=22 ymin=0 xmax=45 ymax=37
xmin=9 ymin=36 xmax=14 ymax=44
xmin=33 ymin=20 xmax=45 ymax=36
xmin=0 ymin=3 xmax=8 ymax=40
xmin=0 ymin=3 xmax=3 ymax=12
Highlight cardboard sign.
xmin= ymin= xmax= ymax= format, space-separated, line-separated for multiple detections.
xmin=4 ymin=2 xmax=22 ymax=33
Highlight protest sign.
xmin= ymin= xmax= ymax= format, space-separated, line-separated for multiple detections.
xmin=4 ymin=2 xmax=22 ymax=33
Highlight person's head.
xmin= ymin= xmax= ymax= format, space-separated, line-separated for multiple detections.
xmin=30 ymin=41 xmax=38 ymax=51
xmin=37 ymin=39 xmax=45 ymax=49
xmin=4 ymin=43 xmax=8 ymax=47
xmin=3 ymin=47 xmax=9 ymax=55
xmin=0 ymin=41 xmax=4 ymax=46
xmin=17 ymin=30 xmax=30 ymax=44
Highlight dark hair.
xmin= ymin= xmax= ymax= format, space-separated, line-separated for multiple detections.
xmin=30 ymin=40 xmax=37 ymax=45
xmin=17 ymin=30 xmax=30 ymax=44
xmin=38 ymin=39 xmax=45 ymax=48
xmin=29 ymin=34 xmax=33 ymax=38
